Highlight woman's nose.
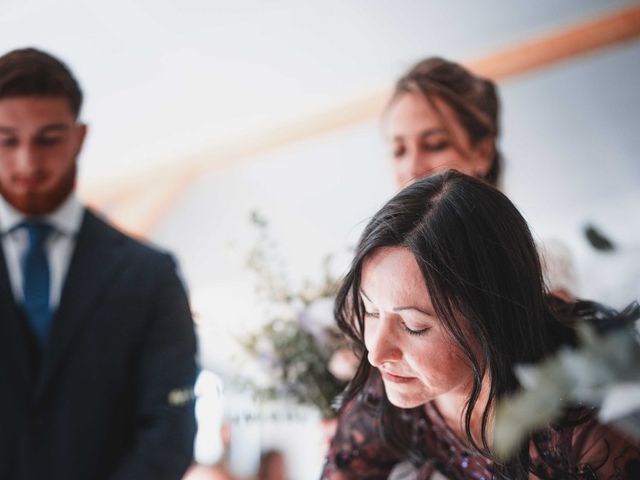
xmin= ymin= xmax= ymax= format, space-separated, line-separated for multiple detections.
xmin=408 ymin=153 xmax=440 ymax=182
xmin=398 ymin=152 xmax=434 ymax=188
xmin=395 ymin=155 xmax=421 ymax=189
xmin=367 ymin=318 xmax=402 ymax=367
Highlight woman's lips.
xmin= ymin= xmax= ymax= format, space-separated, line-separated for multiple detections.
xmin=381 ymin=370 xmax=415 ymax=384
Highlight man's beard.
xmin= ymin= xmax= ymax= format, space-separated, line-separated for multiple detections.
xmin=0 ymin=162 xmax=77 ymax=215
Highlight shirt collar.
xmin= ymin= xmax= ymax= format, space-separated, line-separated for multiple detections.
xmin=0 ymin=193 xmax=85 ymax=236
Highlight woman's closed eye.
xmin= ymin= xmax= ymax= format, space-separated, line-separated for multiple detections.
xmin=401 ymin=322 xmax=431 ymax=336
xmin=392 ymin=144 xmax=406 ymax=159
xmin=421 ymin=139 xmax=449 ymax=153
xmin=392 ymin=139 xmax=449 ymax=160
xmin=364 ymin=309 xmax=431 ymax=337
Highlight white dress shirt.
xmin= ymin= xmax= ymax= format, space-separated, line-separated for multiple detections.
xmin=0 ymin=193 xmax=85 ymax=309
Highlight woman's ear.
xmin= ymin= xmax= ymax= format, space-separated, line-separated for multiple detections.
xmin=471 ymin=136 xmax=495 ymax=177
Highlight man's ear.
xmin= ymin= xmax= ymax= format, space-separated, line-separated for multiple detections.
xmin=73 ymin=122 xmax=88 ymax=157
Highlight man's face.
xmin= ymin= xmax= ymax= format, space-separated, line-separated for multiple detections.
xmin=0 ymin=97 xmax=86 ymax=215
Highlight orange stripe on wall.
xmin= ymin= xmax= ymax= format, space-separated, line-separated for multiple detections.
xmin=468 ymin=4 xmax=640 ymax=81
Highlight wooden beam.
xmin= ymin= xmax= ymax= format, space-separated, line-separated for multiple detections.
xmin=468 ymin=4 xmax=640 ymax=81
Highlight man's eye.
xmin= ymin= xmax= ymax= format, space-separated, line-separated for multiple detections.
xmin=0 ymin=138 xmax=18 ymax=147
xmin=36 ymin=137 xmax=62 ymax=146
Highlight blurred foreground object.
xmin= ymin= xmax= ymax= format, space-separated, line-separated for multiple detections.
xmin=581 ymin=223 xmax=640 ymax=309
xmin=494 ymin=302 xmax=640 ymax=458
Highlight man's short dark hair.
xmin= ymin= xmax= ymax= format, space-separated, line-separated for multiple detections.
xmin=0 ymin=47 xmax=83 ymax=117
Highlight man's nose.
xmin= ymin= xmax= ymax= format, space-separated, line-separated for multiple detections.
xmin=14 ymin=144 xmax=39 ymax=172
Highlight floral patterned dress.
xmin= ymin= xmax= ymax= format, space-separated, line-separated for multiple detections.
xmin=320 ymin=372 xmax=640 ymax=479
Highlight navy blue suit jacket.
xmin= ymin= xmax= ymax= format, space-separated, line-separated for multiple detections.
xmin=0 ymin=209 xmax=197 ymax=480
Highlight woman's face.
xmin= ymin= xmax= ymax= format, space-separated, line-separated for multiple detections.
xmin=361 ymin=246 xmax=474 ymax=409
xmin=385 ymin=91 xmax=492 ymax=190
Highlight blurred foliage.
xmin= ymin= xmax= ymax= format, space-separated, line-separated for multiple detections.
xmin=494 ymin=320 xmax=640 ymax=459
xmin=238 ymin=211 xmax=352 ymax=418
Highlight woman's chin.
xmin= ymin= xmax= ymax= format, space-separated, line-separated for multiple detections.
xmin=384 ymin=384 xmax=428 ymax=409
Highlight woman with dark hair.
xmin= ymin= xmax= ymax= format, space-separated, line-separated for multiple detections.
xmin=321 ymin=171 xmax=639 ymax=479
xmin=385 ymin=57 xmax=501 ymax=190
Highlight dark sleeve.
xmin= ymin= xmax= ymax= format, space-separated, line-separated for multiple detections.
xmin=110 ymin=255 xmax=198 ymax=480
xmin=320 ymin=376 xmax=401 ymax=480
xmin=570 ymin=418 xmax=640 ymax=479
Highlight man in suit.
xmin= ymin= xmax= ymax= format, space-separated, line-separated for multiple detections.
xmin=0 ymin=48 xmax=198 ymax=479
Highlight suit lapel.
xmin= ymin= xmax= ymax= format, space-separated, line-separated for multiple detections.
xmin=0 ymin=245 xmax=31 ymax=396
xmin=34 ymin=210 xmax=128 ymax=402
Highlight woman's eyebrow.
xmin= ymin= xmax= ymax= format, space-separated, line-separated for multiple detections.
xmin=418 ymin=127 xmax=447 ymax=138
xmin=392 ymin=127 xmax=447 ymax=142
xmin=360 ymin=289 xmax=432 ymax=316
xmin=394 ymin=306 xmax=432 ymax=316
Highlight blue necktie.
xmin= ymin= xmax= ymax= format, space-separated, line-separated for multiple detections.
xmin=21 ymin=221 xmax=53 ymax=346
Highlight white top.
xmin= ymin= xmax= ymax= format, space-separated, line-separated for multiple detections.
xmin=0 ymin=193 xmax=85 ymax=309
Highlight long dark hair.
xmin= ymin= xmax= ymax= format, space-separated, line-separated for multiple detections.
xmin=390 ymin=57 xmax=502 ymax=186
xmin=335 ymin=170 xmax=580 ymax=477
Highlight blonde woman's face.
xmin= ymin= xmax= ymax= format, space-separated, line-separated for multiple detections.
xmin=385 ymin=91 xmax=492 ymax=190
